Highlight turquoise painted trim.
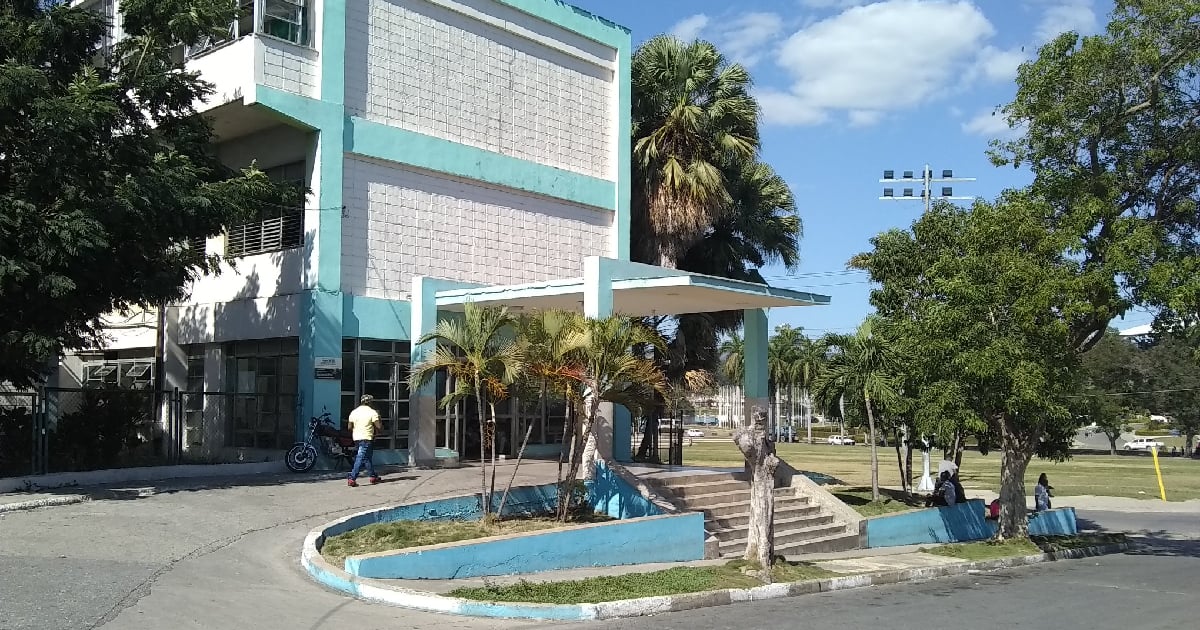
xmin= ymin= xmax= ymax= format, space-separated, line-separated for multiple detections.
xmin=300 ymin=290 xmax=344 ymax=436
xmin=250 ymin=85 xmax=341 ymax=129
xmin=583 ymin=256 xmax=613 ymax=317
xmin=615 ymin=42 xmax=631 ymax=260
xmin=319 ymin=0 xmax=346 ymax=105
xmin=743 ymin=308 xmax=769 ymax=400
xmin=495 ymin=0 xmax=631 ymax=49
xmin=347 ymin=117 xmax=616 ymax=210
xmin=342 ymin=295 xmax=411 ymax=340
xmin=1025 ymin=507 xmax=1078 ymax=537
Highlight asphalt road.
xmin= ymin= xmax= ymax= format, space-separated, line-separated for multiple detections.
xmin=554 ymin=509 xmax=1200 ymax=630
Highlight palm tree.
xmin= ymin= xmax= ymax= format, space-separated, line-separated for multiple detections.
xmin=718 ymin=332 xmax=745 ymax=425
xmin=794 ymin=336 xmax=826 ymax=444
xmin=410 ymin=303 xmax=523 ymax=516
xmin=515 ymin=310 xmax=586 ymax=492
xmin=560 ymin=316 xmax=668 ymax=519
xmin=815 ymin=319 xmax=900 ymax=501
xmin=631 ymin=35 xmax=761 ymax=268
xmin=768 ymin=325 xmax=804 ymax=435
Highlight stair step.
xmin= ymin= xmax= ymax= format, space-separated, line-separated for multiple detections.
xmin=709 ymin=513 xmax=835 ymax=540
xmin=642 ymin=472 xmax=741 ymax=487
xmin=718 ymin=523 xmax=849 ymax=556
xmin=696 ymin=496 xmax=810 ymax=518
xmin=654 ymin=479 xmax=750 ymax=498
xmin=776 ymin=531 xmax=863 ymax=556
xmin=708 ymin=504 xmax=822 ymax=529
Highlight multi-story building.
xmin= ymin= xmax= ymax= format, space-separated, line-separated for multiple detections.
xmin=57 ymin=0 xmax=828 ymax=469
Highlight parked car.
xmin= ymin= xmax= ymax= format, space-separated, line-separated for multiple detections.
xmin=827 ymin=435 xmax=856 ymax=446
xmin=1123 ymin=437 xmax=1165 ymax=451
xmin=685 ymin=428 xmax=706 ymax=438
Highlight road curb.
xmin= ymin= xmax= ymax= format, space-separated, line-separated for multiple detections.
xmin=0 ymin=494 xmax=90 ymax=514
xmin=299 ymin=507 xmax=1131 ymax=622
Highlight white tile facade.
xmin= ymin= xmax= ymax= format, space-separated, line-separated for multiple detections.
xmin=259 ymin=37 xmax=319 ymax=98
xmin=342 ymin=157 xmax=612 ymax=299
xmin=345 ymin=0 xmax=615 ymax=180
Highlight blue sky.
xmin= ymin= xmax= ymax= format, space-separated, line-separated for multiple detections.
xmin=565 ymin=0 xmax=1154 ymax=336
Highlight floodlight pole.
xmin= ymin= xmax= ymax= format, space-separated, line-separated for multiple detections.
xmin=879 ymin=164 xmax=977 ymax=209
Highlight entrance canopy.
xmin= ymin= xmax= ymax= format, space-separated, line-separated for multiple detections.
xmin=434 ymin=257 xmax=830 ymax=316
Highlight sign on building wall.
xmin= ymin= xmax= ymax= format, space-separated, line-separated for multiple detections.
xmin=314 ymin=357 xmax=342 ymax=380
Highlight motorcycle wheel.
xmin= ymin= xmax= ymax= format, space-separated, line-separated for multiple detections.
xmin=285 ymin=443 xmax=317 ymax=473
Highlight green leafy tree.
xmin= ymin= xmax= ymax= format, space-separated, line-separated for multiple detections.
xmin=815 ymin=318 xmax=900 ymax=501
xmin=858 ymin=195 xmax=1096 ymax=538
xmin=410 ymin=303 xmax=523 ymax=516
xmin=993 ymin=0 xmax=1200 ymax=349
xmin=1080 ymin=329 xmax=1145 ymax=453
xmin=1142 ymin=334 xmax=1200 ymax=453
xmin=515 ymin=310 xmax=586 ymax=495
xmin=0 ymin=0 xmax=298 ymax=384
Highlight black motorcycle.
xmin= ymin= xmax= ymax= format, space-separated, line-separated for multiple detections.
xmin=285 ymin=411 xmax=357 ymax=473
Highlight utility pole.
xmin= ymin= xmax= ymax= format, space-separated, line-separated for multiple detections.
xmin=878 ymin=165 xmax=976 ymax=211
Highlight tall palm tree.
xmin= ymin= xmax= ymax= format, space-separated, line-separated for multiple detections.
xmin=631 ymin=36 xmax=761 ymax=268
xmin=794 ymin=336 xmax=826 ymax=443
xmin=410 ymin=303 xmax=523 ymax=516
xmin=718 ymin=332 xmax=745 ymax=384
xmin=815 ymin=319 xmax=899 ymax=501
xmin=560 ymin=316 xmax=667 ymax=519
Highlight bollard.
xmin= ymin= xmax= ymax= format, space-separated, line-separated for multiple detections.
xmin=1150 ymin=446 xmax=1167 ymax=501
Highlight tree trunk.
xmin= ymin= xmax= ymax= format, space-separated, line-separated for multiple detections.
xmin=1108 ymin=434 xmax=1118 ymax=456
xmin=997 ymin=425 xmax=1033 ymax=540
xmin=893 ymin=426 xmax=906 ymax=495
xmin=733 ymin=406 xmax=779 ymax=582
xmin=804 ymin=390 xmax=812 ymax=444
xmin=578 ymin=392 xmax=601 ymax=480
xmin=904 ymin=425 xmax=914 ymax=497
xmin=496 ymin=420 xmax=535 ymax=518
xmin=952 ymin=427 xmax=964 ymax=468
xmin=557 ymin=397 xmax=578 ymax=520
xmin=488 ymin=401 xmax=499 ymax=508
xmin=559 ymin=393 xmax=599 ymax=520
xmin=475 ymin=377 xmax=490 ymax=516
xmin=864 ymin=390 xmax=880 ymax=502
xmin=636 ymin=409 xmax=659 ymax=461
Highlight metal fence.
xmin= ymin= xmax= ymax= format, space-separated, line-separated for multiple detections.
xmin=0 ymin=387 xmax=299 ymax=478
xmin=631 ymin=413 xmax=684 ymax=467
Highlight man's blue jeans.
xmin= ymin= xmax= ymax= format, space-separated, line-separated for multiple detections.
xmin=349 ymin=440 xmax=376 ymax=480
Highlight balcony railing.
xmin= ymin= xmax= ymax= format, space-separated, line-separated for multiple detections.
xmin=184 ymin=0 xmax=310 ymax=59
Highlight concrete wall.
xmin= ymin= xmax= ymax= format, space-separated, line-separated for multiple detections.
xmin=586 ymin=460 xmax=663 ymax=519
xmin=340 ymin=157 xmax=612 ymax=299
xmin=347 ymin=511 xmax=703 ymax=579
xmin=260 ymin=36 xmax=319 ymax=98
xmin=866 ymin=501 xmax=1080 ymax=548
xmin=345 ymin=0 xmax=617 ymax=180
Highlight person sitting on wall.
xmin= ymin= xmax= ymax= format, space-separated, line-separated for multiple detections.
xmin=924 ymin=471 xmax=957 ymax=507
xmin=951 ymin=471 xmax=967 ymax=504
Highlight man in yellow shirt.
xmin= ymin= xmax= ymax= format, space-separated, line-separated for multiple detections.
xmin=347 ymin=395 xmax=383 ymax=487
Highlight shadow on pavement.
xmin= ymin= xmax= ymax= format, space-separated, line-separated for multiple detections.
xmin=1123 ymin=534 xmax=1200 ymax=559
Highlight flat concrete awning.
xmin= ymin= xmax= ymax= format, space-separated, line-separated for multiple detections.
xmin=433 ymin=258 xmax=829 ymax=317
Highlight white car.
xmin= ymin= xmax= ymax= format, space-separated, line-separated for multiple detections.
xmin=1123 ymin=437 xmax=1165 ymax=451
xmin=685 ymin=429 xmax=706 ymax=438
xmin=827 ymin=435 xmax=856 ymax=446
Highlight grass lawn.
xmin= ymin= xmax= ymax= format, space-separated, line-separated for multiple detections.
xmin=923 ymin=532 xmax=1129 ymax=561
xmin=448 ymin=560 xmax=838 ymax=604
xmin=683 ymin=441 xmax=1200 ymax=501
xmin=921 ymin=538 xmax=1042 ymax=560
xmin=832 ymin=486 xmax=925 ymax=517
xmin=321 ymin=514 xmax=610 ymax=566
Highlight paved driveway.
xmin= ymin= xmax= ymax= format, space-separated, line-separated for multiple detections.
xmin=0 ymin=464 xmax=558 ymax=630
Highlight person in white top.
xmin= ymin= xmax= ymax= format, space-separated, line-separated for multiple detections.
xmin=347 ymin=395 xmax=383 ymax=487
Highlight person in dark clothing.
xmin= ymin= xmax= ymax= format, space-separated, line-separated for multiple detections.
xmin=925 ymin=471 xmax=956 ymax=507
xmin=951 ymin=472 xmax=967 ymax=504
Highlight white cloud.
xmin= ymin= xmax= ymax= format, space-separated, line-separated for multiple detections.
xmin=764 ymin=0 xmax=996 ymax=127
xmin=948 ymin=105 xmax=964 ymax=118
xmin=962 ymin=108 xmax=1025 ymax=138
xmin=1034 ymin=0 xmax=1099 ymax=43
xmin=971 ymin=45 xmax=1029 ymax=82
xmin=848 ymin=110 xmax=883 ymax=126
xmin=717 ymin=13 xmax=785 ymax=66
xmin=669 ymin=14 xmax=710 ymax=42
xmin=798 ymin=0 xmax=870 ymax=8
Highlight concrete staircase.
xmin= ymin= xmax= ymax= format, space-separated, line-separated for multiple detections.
xmin=641 ymin=470 xmax=863 ymax=558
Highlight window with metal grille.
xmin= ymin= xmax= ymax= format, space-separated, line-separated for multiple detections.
xmin=261 ymin=0 xmax=309 ymax=45
xmin=225 ymin=161 xmax=306 ymax=258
